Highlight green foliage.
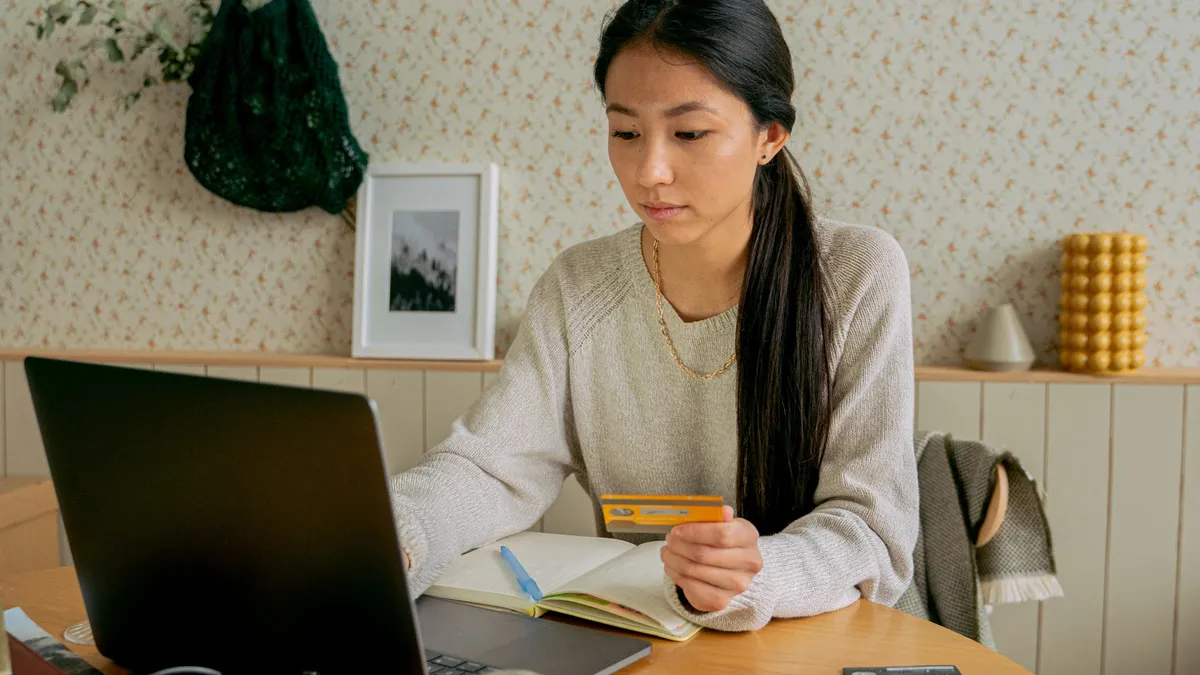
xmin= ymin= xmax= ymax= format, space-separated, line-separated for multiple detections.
xmin=29 ymin=0 xmax=217 ymax=111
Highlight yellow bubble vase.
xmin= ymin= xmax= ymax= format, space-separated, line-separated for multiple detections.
xmin=1058 ymin=233 xmax=1149 ymax=374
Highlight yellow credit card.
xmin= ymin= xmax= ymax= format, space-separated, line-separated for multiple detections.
xmin=600 ymin=494 xmax=725 ymax=534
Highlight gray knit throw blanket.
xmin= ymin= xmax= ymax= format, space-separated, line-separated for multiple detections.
xmin=896 ymin=430 xmax=1064 ymax=648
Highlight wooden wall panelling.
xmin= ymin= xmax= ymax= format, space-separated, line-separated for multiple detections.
xmin=312 ymin=368 xmax=366 ymax=394
xmin=259 ymin=367 xmax=312 ymax=387
xmin=366 ymin=370 xmax=425 ymax=475
xmin=1105 ymin=385 xmax=1185 ymax=675
xmin=205 ymin=365 xmax=259 ymax=382
xmin=1041 ymin=384 xmax=1112 ymax=675
xmin=0 ymin=362 xmax=5 ymax=476
xmin=3 ymin=360 xmax=47 ymax=477
xmin=916 ymin=382 xmax=982 ymax=439
xmin=423 ymin=371 xmax=483 ymax=452
xmin=542 ymin=475 xmax=597 ymax=537
xmin=153 ymin=363 xmax=206 ymax=375
xmin=1176 ymin=386 xmax=1199 ymax=675
xmin=3 ymin=360 xmax=68 ymax=564
xmin=980 ymin=383 xmax=1047 ymax=673
xmin=1 ymin=360 xmax=63 ymax=562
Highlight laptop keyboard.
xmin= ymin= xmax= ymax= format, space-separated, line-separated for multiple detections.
xmin=426 ymin=649 xmax=501 ymax=674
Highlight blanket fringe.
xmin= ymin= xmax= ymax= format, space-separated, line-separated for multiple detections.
xmin=982 ymin=574 xmax=1064 ymax=605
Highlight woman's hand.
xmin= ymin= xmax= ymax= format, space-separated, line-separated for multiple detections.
xmin=661 ymin=505 xmax=763 ymax=613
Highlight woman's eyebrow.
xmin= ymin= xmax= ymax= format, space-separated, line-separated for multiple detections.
xmin=604 ymin=100 xmax=718 ymax=118
xmin=663 ymin=101 xmax=718 ymax=117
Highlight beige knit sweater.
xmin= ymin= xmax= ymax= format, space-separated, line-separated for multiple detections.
xmin=388 ymin=219 xmax=918 ymax=633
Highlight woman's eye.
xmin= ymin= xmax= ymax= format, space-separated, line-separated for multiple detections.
xmin=611 ymin=131 xmax=638 ymax=140
xmin=676 ymin=131 xmax=709 ymax=141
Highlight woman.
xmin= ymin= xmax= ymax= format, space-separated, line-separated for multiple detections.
xmin=389 ymin=0 xmax=918 ymax=632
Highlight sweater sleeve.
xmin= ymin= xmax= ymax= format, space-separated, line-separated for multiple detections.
xmin=388 ymin=263 xmax=577 ymax=596
xmin=664 ymin=230 xmax=919 ymax=631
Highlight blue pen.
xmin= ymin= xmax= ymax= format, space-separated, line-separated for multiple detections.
xmin=500 ymin=545 xmax=544 ymax=602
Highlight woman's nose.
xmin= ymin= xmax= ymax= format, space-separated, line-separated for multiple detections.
xmin=635 ymin=139 xmax=674 ymax=188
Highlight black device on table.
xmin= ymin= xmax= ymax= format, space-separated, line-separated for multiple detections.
xmin=844 ymin=662 xmax=964 ymax=667
xmin=25 ymin=357 xmax=651 ymax=675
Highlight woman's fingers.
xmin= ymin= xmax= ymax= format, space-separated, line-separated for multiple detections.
xmin=663 ymin=536 xmax=762 ymax=573
xmin=667 ymin=570 xmax=737 ymax=613
xmin=662 ymin=546 xmax=755 ymax=594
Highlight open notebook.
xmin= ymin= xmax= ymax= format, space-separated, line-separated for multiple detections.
xmin=424 ymin=531 xmax=702 ymax=641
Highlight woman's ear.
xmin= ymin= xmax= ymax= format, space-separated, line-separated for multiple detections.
xmin=757 ymin=121 xmax=790 ymax=164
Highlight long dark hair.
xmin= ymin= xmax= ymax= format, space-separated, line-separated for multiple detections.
xmin=594 ymin=0 xmax=833 ymax=537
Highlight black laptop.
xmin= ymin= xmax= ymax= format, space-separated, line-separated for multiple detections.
xmin=24 ymin=356 xmax=651 ymax=675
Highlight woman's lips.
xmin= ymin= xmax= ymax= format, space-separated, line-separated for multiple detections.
xmin=643 ymin=203 xmax=686 ymax=221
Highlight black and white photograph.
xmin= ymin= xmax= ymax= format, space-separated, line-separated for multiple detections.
xmin=353 ymin=162 xmax=498 ymax=360
xmin=388 ymin=210 xmax=459 ymax=313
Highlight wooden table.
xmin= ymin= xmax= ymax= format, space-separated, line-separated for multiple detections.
xmin=2 ymin=567 xmax=1030 ymax=674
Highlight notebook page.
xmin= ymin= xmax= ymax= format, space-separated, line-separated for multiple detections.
xmin=549 ymin=540 xmax=694 ymax=633
xmin=428 ymin=532 xmax=634 ymax=603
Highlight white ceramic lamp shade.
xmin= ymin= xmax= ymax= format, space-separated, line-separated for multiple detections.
xmin=965 ymin=304 xmax=1036 ymax=372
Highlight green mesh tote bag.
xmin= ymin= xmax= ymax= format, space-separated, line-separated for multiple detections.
xmin=183 ymin=0 xmax=367 ymax=214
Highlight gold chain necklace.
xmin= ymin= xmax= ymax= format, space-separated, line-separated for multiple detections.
xmin=651 ymin=239 xmax=738 ymax=380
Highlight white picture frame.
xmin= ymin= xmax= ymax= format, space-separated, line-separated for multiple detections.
xmin=352 ymin=162 xmax=499 ymax=360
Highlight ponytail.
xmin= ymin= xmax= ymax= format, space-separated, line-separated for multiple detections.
xmin=736 ymin=148 xmax=832 ymax=536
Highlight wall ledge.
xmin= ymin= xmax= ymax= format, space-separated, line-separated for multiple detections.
xmin=0 ymin=349 xmax=503 ymax=373
xmin=914 ymin=365 xmax=1200 ymax=385
xmin=0 ymin=349 xmax=1197 ymax=384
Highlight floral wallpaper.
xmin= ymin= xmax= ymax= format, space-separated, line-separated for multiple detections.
xmin=1 ymin=0 xmax=1196 ymax=365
